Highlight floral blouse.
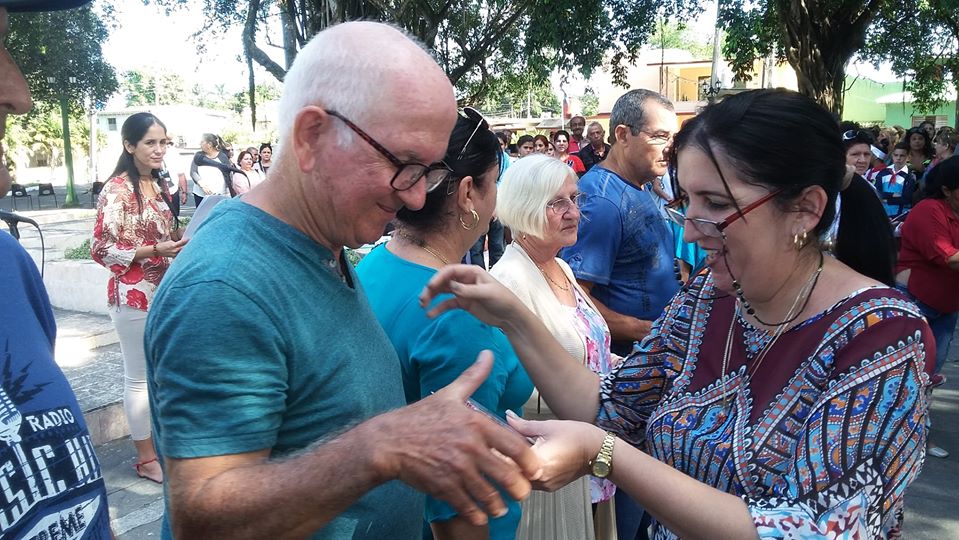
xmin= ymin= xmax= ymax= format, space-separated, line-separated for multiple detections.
xmin=91 ymin=176 xmax=173 ymax=311
xmin=596 ymin=272 xmax=933 ymax=539
xmin=566 ymin=286 xmax=617 ymax=503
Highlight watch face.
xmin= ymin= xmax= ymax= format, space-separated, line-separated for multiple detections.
xmin=592 ymin=460 xmax=611 ymax=478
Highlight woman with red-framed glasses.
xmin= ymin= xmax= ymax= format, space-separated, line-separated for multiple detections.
xmin=421 ymin=89 xmax=934 ymax=539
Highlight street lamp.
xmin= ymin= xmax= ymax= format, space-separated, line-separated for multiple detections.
xmin=700 ymin=79 xmax=723 ymax=102
xmin=46 ymin=75 xmax=79 ymax=207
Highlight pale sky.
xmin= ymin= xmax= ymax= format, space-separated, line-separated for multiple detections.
xmin=98 ymin=0 xmax=282 ymax=104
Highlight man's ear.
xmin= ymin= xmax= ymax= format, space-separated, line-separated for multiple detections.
xmin=291 ymin=106 xmax=332 ymax=172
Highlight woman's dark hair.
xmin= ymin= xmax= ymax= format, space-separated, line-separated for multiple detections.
xmin=552 ymin=130 xmax=570 ymax=142
xmin=494 ymin=131 xmax=510 ymax=146
xmin=259 ymin=142 xmax=273 ymax=155
xmin=396 ymin=114 xmax=500 ymax=233
xmin=236 ymin=150 xmax=254 ymax=168
xmin=905 ymin=128 xmax=933 ymax=158
xmin=111 ymin=112 xmax=170 ymax=214
xmin=922 ymin=155 xmax=959 ymax=199
xmin=533 ymin=134 xmax=550 ymax=148
xmin=200 ymin=133 xmax=220 ymax=150
xmin=667 ymin=88 xmax=895 ymax=285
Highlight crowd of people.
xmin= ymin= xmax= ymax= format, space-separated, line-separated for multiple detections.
xmin=3 ymin=3 xmax=958 ymax=540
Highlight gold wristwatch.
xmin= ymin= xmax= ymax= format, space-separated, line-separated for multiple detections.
xmin=589 ymin=431 xmax=616 ymax=478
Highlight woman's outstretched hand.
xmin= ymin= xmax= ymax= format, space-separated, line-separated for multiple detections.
xmin=506 ymin=413 xmax=606 ymax=492
xmin=419 ymin=264 xmax=525 ymax=329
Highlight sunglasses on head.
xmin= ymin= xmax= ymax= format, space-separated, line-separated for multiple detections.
xmin=457 ymin=107 xmax=489 ymax=161
xmin=842 ymin=129 xmax=869 ymax=141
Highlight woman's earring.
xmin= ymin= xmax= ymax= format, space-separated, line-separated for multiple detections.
xmin=792 ymin=230 xmax=808 ymax=251
xmin=459 ymin=209 xmax=480 ymax=230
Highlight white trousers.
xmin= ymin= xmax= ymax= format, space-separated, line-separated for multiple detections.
xmin=109 ymin=305 xmax=152 ymax=441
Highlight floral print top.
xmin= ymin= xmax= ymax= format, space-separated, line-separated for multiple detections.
xmin=92 ymin=176 xmax=173 ymax=311
xmin=566 ymin=286 xmax=618 ymax=504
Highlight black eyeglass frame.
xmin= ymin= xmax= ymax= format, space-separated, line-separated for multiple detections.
xmin=325 ymin=109 xmax=453 ymax=193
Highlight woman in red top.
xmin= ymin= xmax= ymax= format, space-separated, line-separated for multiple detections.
xmin=897 ymin=155 xmax=959 ymax=458
xmin=553 ymin=130 xmax=586 ymax=177
xmin=92 ymin=113 xmax=188 ymax=483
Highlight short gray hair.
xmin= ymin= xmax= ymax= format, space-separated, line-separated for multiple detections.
xmin=496 ymin=154 xmax=577 ymax=239
xmin=276 ymin=22 xmax=429 ymax=154
xmin=609 ymin=89 xmax=674 ymax=139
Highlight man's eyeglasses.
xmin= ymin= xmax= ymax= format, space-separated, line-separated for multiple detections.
xmin=664 ymin=188 xmax=782 ymax=238
xmin=325 ymin=109 xmax=453 ymax=193
xmin=546 ymin=192 xmax=585 ymax=214
xmin=623 ymin=124 xmax=672 ymax=145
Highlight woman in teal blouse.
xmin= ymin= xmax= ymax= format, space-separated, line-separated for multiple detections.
xmin=357 ymin=109 xmax=533 ymax=540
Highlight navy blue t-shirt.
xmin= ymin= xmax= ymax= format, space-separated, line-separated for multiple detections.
xmin=0 ymin=233 xmax=111 ymax=539
xmin=561 ymin=166 xmax=679 ymax=350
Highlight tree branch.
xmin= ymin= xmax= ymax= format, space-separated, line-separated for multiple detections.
xmin=244 ymin=0 xmax=287 ymax=80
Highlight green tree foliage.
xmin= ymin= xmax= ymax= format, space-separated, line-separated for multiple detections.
xmin=477 ymin=74 xmax=560 ymax=117
xmin=121 ymin=69 xmax=188 ymax=106
xmin=6 ymin=103 xmax=100 ymax=174
xmin=8 ymin=6 xmax=117 ymax=112
xmin=861 ymin=0 xmax=959 ymax=114
xmin=718 ymin=0 xmax=959 ymax=116
xmin=150 ymin=0 xmax=704 ymax=107
xmin=648 ymin=19 xmax=713 ymax=59
xmin=580 ymin=90 xmax=599 ymax=117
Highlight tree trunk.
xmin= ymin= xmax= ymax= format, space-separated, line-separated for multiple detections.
xmin=777 ymin=0 xmax=882 ymax=118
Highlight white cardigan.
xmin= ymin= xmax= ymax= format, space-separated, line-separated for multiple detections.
xmin=491 ymin=242 xmax=602 ymax=365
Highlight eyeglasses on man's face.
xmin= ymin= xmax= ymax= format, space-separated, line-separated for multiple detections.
xmin=622 ymin=124 xmax=673 ymax=146
xmin=665 ymin=188 xmax=782 ymax=238
xmin=546 ymin=192 xmax=585 ymax=214
xmin=325 ymin=109 xmax=452 ymax=193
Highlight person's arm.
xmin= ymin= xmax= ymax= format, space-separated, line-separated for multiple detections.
xmin=190 ymin=153 xmax=202 ymax=184
xmin=508 ymin=418 xmax=759 ymax=540
xmin=421 ymin=265 xmax=601 ymax=422
xmin=576 ymin=279 xmax=651 ymax=342
xmin=509 ymin=313 xmax=931 ymax=540
xmin=178 ymin=173 xmax=188 ymax=203
xmin=907 ymin=203 xmax=959 ymax=270
xmin=164 ymin=353 xmax=540 ymax=538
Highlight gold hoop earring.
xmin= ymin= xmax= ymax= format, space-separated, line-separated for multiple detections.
xmin=460 ymin=209 xmax=480 ymax=230
xmin=792 ymin=230 xmax=808 ymax=250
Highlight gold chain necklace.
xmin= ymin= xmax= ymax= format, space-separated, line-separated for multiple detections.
xmin=537 ymin=263 xmax=570 ymax=291
xmin=397 ymin=232 xmax=450 ymax=266
xmin=719 ymin=256 xmax=823 ymax=408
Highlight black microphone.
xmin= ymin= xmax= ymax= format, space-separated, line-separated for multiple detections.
xmin=0 ymin=209 xmax=38 ymax=240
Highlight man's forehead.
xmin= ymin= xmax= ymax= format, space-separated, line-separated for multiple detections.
xmin=644 ymin=104 xmax=677 ymax=132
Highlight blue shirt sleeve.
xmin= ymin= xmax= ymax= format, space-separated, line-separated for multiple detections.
xmin=561 ymin=194 xmax=622 ymax=285
xmin=146 ymin=280 xmax=289 ymax=458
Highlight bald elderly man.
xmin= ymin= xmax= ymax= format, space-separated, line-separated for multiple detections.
xmin=144 ymin=22 xmax=540 ymax=539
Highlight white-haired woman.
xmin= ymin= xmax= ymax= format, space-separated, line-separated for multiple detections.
xmin=491 ymin=154 xmax=618 ymax=540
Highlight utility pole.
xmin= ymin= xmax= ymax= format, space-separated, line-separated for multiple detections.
xmin=47 ymin=76 xmax=78 ymax=207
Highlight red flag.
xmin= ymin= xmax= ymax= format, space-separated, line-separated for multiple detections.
xmin=562 ymin=94 xmax=570 ymax=119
